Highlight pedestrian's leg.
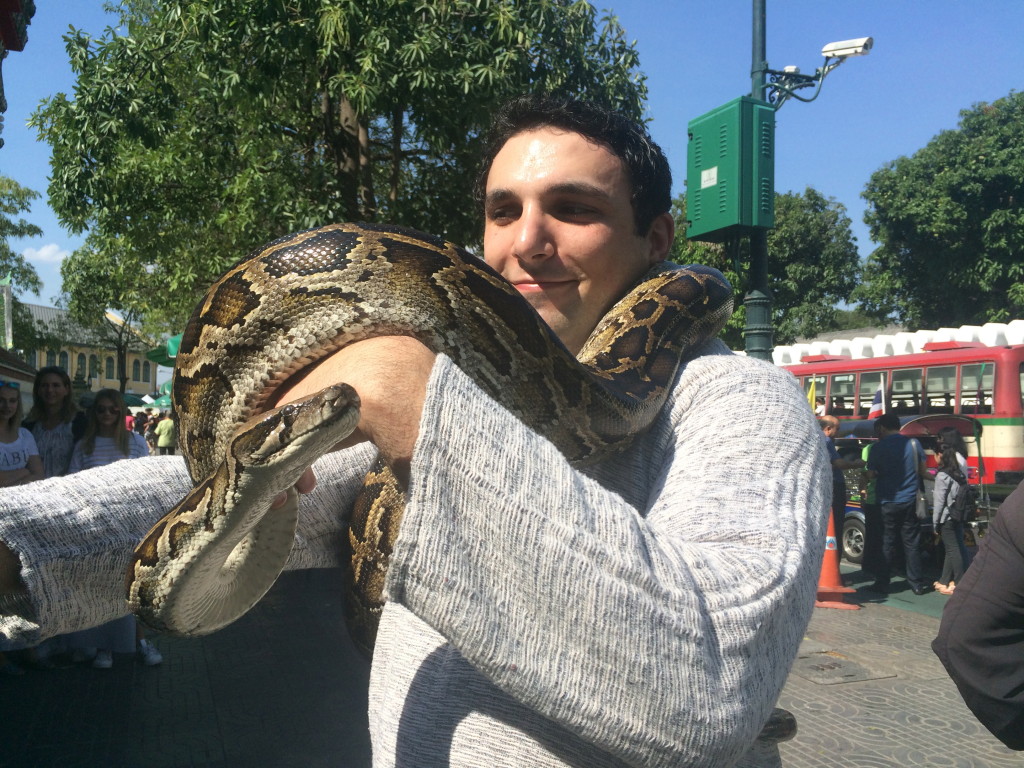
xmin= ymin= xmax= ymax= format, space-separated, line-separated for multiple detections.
xmin=877 ymin=503 xmax=898 ymax=589
xmin=948 ymin=521 xmax=966 ymax=584
xmin=900 ymin=503 xmax=925 ymax=591
xmin=938 ymin=521 xmax=957 ymax=586
xmin=863 ymin=503 xmax=885 ymax=578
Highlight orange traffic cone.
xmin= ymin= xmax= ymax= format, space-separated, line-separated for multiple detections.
xmin=815 ymin=511 xmax=860 ymax=610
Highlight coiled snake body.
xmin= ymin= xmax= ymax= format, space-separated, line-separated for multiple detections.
xmin=126 ymin=222 xmax=733 ymax=651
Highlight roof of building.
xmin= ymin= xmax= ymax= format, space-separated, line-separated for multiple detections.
xmin=0 ymin=345 xmax=35 ymax=382
xmin=23 ymin=303 xmax=150 ymax=352
xmin=776 ymin=320 xmax=1024 ymax=365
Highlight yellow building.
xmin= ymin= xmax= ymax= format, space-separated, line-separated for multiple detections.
xmin=17 ymin=303 xmax=157 ymax=398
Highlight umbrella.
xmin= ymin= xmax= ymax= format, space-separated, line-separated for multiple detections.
xmin=151 ymin=394 xmax=172 ymax=409
xmin=146 ymin=334 xmax=182 ymax=367
xmin=78 ymin=391 xmax=150 ymax=408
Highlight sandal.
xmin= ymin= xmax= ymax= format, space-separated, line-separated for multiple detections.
xmin=936 ymin=583 xmax=955 ymax=595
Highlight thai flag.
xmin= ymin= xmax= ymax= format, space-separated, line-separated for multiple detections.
xmin=868 ymin=385 xmax=885 ymax=419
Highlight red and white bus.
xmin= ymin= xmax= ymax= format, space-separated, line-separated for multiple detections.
xmin=782 ymin=341 xmax=1024 ymax=500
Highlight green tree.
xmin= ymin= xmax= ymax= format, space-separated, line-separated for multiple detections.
xmin=858 ymin=91 xmax=1024 ymax=328
xmin=32 ymin=0 xmax=647 ymax=331
xmin=59 ymin=237 xmax=154 ymax=393
xmin=0 ymin=177 xmax=43 ymax=295
xmin=671 ymin=187 xmax=862 ymax=349
xmin=0 ymin=176 xmax=58 ymax=353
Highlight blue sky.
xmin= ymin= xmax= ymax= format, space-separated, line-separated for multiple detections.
xmin=2 ymin=1 xmax=1022 ymax=308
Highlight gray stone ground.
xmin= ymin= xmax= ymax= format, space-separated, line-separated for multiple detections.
xmin=1 ymin=566 xmax=1021 ymax=767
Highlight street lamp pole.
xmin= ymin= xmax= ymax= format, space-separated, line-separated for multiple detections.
xmin=684 ymin=4 xmax=870 ymax=361
xmin=744 ymin=0 xmax=773 ymax=361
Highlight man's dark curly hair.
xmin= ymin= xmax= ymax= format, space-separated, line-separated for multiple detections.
xmin=474 ymin=95 xmax=672 ymax=236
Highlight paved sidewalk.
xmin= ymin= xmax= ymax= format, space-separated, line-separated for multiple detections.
xmin=780 ymin=568 xmax=1021 ymax=767
xmin=1 ymin=567 xmax=1021 ymax=767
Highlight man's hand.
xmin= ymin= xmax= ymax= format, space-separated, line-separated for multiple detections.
xmin=274 ymin=336 xmax=436 ymax=492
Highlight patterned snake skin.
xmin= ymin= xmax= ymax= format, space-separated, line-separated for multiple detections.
xmin=125 ymin=222 xmax=734 ymax=652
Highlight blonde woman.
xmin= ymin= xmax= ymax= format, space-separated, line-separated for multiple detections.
xmin=67 ymin=389 xmax=149 ymax=472
xmin=0 ymin=380 xmax=43 ymax=674
xmin=0 ymin=380 xmax=43 ymax=488
xmin=65 ymin=390 xmax=161 ymax=668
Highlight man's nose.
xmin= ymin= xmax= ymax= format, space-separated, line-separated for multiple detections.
xmin=510 ymin=207 xmax=555 ymax=262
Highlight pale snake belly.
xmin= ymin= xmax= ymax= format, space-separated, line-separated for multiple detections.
xmin=126 ymin=222 xmax=734 ymax=652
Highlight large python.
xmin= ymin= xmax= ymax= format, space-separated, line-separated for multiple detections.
xmin=126 ymin=222 xmax=733 ymax=650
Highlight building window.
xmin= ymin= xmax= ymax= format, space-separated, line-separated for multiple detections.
xmin=23 ymin=349 xmax=36 ymax=367
xmin=142 ymin=361 xmax=151 ymax=383
xmin=106 ymin=356 xmax=115 ymax=380
xmin=47 ymin=350 xmax=57 ymax=367
xmin=76 ymin=353 xmax=86 ymax=378
xmin=132 ymin=360 xmax=141 ymax=381
xmin=89 ymin=354 xmax=100 ymax=380
xmin=59 ymin=351 xmax=69 ymax=371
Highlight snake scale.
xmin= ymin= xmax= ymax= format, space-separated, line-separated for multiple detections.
xmin=126 ymin=222 xmax=733 ymax=654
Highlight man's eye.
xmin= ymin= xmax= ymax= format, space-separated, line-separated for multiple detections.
xmin=487 ymin=207 xmax=517 ymax=223
xmin=558 ymin=205 xmax=596 ymax=219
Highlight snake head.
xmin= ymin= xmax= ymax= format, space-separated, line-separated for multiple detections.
xmin=229 ymin=383 xmax=361 ymax=470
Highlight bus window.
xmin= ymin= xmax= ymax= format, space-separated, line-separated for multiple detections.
xmin=891 ymin=368 xmax=923 ymax=415
xmin=802 ymin=375 xmax=825 ymax=414
xmin=829 ymin=373 xmax=855 ymax=415
xmin=925 ymin=365 xmax=957 ymax=414
xmin=961 ymin=362 xmax=994 ymax=414
xmin=857 ymin=371 xmax=885 ymax=416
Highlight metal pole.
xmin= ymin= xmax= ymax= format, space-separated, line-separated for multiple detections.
xmin=751 ymin=0 xmax=767 ymax=99
xmin=745 ymin=0 xmax=774 ymax=360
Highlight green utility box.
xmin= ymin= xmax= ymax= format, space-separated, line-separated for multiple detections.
xmin=686 ymin=96 xmax=775 ymax=242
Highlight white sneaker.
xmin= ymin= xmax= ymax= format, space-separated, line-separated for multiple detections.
xmin=92 ymin=649 xmax=113 ymax=669
xmin=137 ymin=638 xmax=163 ymax=666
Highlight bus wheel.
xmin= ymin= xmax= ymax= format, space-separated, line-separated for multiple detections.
xmin=842 ymin=518 xmax=866 ymax=565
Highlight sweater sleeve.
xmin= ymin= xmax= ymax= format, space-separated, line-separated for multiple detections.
xmin=933 ymin=471 xmax=951 ymax=528
xmin=933 ymin=483 xmax=1024 ymax=750
xmin=386 ymin=353 xmax=830 ymax=767
xmin=0 ymin=445 xmax=376 ymax=648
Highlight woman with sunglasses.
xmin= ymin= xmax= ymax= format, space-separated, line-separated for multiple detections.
xmin=65 ymin=390 xmax=161 ymax=668
xmin=67 ymin=389 xmax=149 ymax=472
xmin=22 ymin=366 xmax=88 ymax=479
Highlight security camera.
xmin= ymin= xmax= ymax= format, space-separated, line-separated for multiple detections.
xmin=820 ymin=37 xmax=873 ymax=59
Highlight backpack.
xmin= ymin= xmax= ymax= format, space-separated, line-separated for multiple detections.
xmin=942 ymin=469 xmax=977 ymax=523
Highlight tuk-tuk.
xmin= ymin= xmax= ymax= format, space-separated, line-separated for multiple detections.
xmin=836 ymin=414 xmax=992 ymax=565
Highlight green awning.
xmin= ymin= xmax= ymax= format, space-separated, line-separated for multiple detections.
xmin=146 ymin=334 xmax=182 ymax=367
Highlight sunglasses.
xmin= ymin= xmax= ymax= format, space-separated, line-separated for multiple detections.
xmin=0 ymin=380 xmax=21 ymax=389
xmin=95 ymin=405 xmax=121 ymax=415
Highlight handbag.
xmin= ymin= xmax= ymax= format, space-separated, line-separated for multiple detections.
xmin=911 ymin=439 xmax=929 ymax=520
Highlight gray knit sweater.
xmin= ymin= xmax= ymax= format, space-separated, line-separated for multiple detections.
xmin=0 ymin=341 xmax=829 ymax=767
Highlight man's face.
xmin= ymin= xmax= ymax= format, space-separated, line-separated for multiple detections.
xmin=482 ymin=128 xmax=671 ymax=354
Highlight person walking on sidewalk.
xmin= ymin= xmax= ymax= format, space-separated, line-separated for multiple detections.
xmin=154 ymin=412 xmax=177 ymax=455
xmin=819 ymin=415 xmax=865 ymax=546
xmin=932 ymin=446 xmax=969 ymax=595
xmin=866 ymin=412 xmax=929 ymax=594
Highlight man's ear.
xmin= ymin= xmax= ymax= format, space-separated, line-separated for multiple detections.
xmin=646 ymin=212 xmax=675 ymax=264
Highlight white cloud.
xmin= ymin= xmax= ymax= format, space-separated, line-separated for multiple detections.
xmin=23 ymin=243 xmax=70 ymax=264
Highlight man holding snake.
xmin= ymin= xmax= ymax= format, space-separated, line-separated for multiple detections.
xmin=0 ymin=96 xmax=829 ymax=767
